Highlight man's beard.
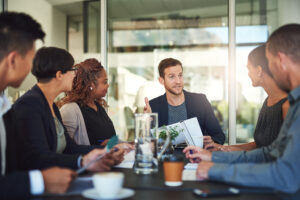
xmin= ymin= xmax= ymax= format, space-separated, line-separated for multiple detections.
xmin=166 ymin=85 xmax=183 ymax=96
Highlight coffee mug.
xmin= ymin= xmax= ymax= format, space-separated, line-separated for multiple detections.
xmin=92 ymin=172 xmax=124 ymax=198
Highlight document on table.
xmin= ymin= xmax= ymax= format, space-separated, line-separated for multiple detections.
xmin=182 ymin=163 xmax=197 ymax=181
xmin=113 ymin=150 xmax=135 ymax=168
xmin=184 ymin=163 xmax=198 ymax=170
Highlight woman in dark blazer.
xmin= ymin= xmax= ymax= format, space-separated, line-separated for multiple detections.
xmin=14 ymin=47 xmax=123 ymax=171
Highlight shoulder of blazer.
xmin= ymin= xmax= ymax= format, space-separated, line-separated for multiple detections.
xmin=184 ymin=90 xmax=209 ymax=113
xmin=149 ymin=93 xmax=167 ymax=108
xmin=14 ymin=85 xmax=47 ymax=111
xmin=184 ymin=90 xmax=206 ymax=99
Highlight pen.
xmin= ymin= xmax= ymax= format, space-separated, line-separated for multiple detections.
xmin=189 ymin=150 xmax=197 ymax=162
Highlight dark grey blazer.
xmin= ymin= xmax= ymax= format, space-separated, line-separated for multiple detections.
xmin=149 ymin=90 xmax=225 ymax=144
xmin=13 ymin=85 xmax=96 ymax=170
xmin=0 ymin=109 xmax=31 ymax=199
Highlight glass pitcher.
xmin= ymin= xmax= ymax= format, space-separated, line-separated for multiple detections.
xmin=133 ymin=113 xmax=170 ymax=174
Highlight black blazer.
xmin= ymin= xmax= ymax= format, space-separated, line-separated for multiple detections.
xmin=149 ymin=90 xmax=225 ymax=144
xmin=13 ymin=85 xmax=96 ymax=170
xmin=0 ymin=109 xmax=31 ymax=199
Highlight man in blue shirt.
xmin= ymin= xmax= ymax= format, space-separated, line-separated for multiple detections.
xmin=183 ymin=24 xmax=300 ymax=193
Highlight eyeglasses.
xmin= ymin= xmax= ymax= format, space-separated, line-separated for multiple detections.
xmin=65 ymin=67 xmax=78 ymax=73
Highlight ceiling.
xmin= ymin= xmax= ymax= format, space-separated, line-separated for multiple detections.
xmin=49 ymin=0 xmax=233 ymax=20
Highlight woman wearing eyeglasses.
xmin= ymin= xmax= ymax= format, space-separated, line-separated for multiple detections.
xmin=58 ymin=58 xmax=133 ymax=152
xmin=13 ymin=47 xmax=124 ymax=171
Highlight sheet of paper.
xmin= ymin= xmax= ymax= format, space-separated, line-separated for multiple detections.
xmin=183 ymin=117 xmax=203 ymax=147
xmin=184 ymin=163 xmax=198 ymax=170
xmin=182 ymin=169 xmax=197 ymax=181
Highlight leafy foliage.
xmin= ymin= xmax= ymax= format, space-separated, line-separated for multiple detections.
xmin=159 ymin=125 xmax=183 ymax=141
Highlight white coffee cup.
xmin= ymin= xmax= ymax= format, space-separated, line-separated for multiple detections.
xmin=92 ymin=172 xmax=124 ymax=198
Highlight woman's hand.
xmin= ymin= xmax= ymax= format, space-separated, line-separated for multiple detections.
xmin=204 ymin=142 xmax=223 ymax=152
xmin=82 ymin=149 xmax=114 ymax=172
xmin=110 ymin=148 xmax=125 ymax=165
xmin=114 ymin=143 xmax=135 ymax=153
xmin=203 ymin=136 xmax=214 ymax=147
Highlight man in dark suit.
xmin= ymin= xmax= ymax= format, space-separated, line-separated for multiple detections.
xmin=0 ymin=12 xmax=75 ymax=199
xmin=144 ymin=58 xmax=225 ymax=145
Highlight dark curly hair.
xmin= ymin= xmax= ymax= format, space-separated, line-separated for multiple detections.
xmin=58 ymin=58 xmax=105 ymax=107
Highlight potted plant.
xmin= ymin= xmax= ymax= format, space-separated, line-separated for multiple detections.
xmin=158 ymin=125 xmax=183 ymax=156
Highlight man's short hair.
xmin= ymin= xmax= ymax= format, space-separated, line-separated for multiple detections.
xmin=267 ymin=24 xmax=300 ymax=63
xmin=0 ymin=12 xmax=45 ymax=61
xmin=158 ymin=58 xmax=182 ymax=78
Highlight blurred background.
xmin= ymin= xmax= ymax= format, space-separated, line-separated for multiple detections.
xmin=3 ymin=0 xmax=300 ymax=143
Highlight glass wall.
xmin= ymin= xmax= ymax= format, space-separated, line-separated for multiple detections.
xmin=235 ymin=0 xmax=278 ymax=143
xmin=107 ymin=0 xmax=229 ymax=140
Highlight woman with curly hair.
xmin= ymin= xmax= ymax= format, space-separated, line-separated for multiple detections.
xmin=59 ymin=58 xmax=133 ymax=151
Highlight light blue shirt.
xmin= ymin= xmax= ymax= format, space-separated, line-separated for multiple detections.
xmin=209 ymin=85 xmax=300 ymax=194
xmin=0 ymin=93 xmax=44 ymax=195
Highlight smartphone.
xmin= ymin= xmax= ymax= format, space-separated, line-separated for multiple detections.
xmin=193 ymin=187 xmax=240 ymax=198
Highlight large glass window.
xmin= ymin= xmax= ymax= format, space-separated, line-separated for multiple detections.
xmin=107 ymin=0 xmax=229 ymax=140
xmin=235 ymin=0 xmax=278 ymax=143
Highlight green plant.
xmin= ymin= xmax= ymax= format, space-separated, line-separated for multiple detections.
xmin=159 ymin=125 xmax=183 ymax=141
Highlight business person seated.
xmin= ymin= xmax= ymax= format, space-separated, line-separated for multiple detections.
xmin=183 ymin=24 xmax=300 ymax=194
xmin=58 ymin=58 xmax=133 ymax=151
xmin=205 ymin=44 xmax=289 ymax=152
xmin=0 ymin=12 xmax=75 ymax=198
xmin=144 ymin=58 xmax=225 ymax=144
xmin=13 ymin=47 xmax=124 ymax=173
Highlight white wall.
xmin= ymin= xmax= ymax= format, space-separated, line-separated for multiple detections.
xmin=278 ymin=0 xmax=300 ymax=27
xmin=7 ymin=0 xmax=67 ymax=99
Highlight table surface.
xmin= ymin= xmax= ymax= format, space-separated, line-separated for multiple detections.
xmin=31 ymin=165 xmax=285 ymax=200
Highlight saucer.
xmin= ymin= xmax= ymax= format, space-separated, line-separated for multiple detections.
xmin=82 ymin=188 xmax=135 ymax=199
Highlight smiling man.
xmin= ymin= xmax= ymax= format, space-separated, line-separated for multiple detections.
xmin=144 ymin=58 xmax=225 ymax=145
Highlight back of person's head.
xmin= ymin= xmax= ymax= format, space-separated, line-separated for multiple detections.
xmin=0 ymin=12 xmax=45 ymax=61
xmin=158 ymin=58 xmax=182 ymax=78
xmin=267 ymin=24 xmax=300 ymax=63
xmin=248 ymin=44 xmax=272 ymax=77
xmin=58 ymin=58 xmax=104 ymax=107
xmin=32 ymin=47 xmax=74 ymax=82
